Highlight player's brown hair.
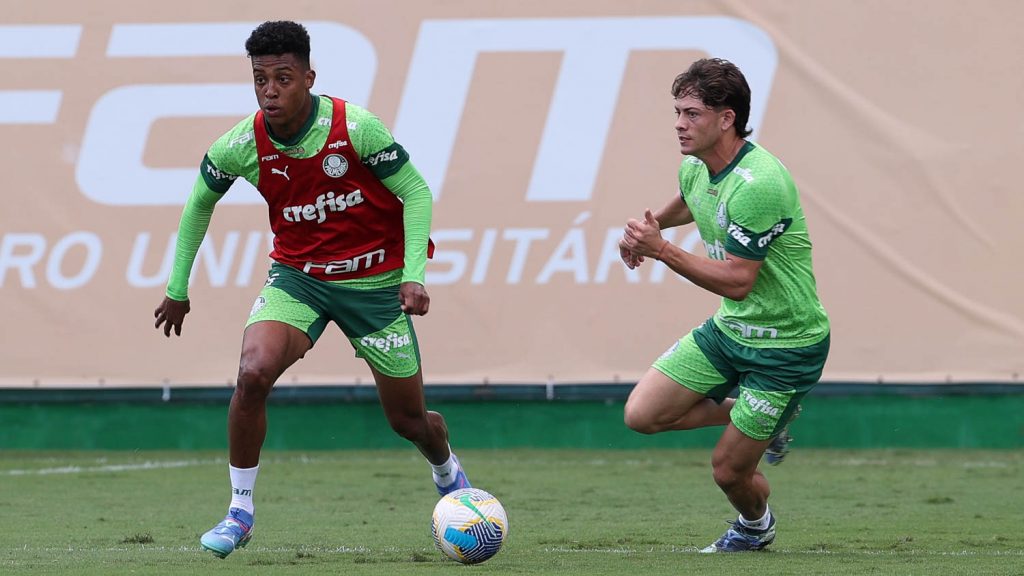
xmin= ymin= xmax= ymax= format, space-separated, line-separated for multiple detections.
xmin=671 ymin=58 xmax=753 ymax=138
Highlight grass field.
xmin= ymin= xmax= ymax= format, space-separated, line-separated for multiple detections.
xmin=1 ymin=449 xmax=1022 ymax=575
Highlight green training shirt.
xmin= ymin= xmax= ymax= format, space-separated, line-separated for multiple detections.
xmin=165 ymin=95 xmax=432 ymax=300
xmin=679 ymin=142 xmax=829 ymax=348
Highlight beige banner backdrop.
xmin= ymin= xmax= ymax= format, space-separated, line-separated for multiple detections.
xmin=1 ymin=1 xmax=1021 ymax=388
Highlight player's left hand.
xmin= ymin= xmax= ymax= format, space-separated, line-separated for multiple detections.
xmin=618 ymin=239 xmax=645 ymax=269
xmin=622 ymin=209 xmax=664 ymax=257
xmin=399 ymin=282 xmax=430 ymax=316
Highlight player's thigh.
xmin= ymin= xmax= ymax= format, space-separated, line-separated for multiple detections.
xmin=651 ymin=326 xmax=738 ymax=399
xmin=624 ymin=366 xmax=706 ymax=428
xmin=239 ymin=320 xmax=314 ymax=385
xmin=627 ymin=330 xmax=736 ymax=425
xmin=371 ymin=364 xmax=429 ymax=425
xmin=730 ymin=335 xmax=831 ymax=441
xmin=241 ymin=265 xmax=329 ymax=383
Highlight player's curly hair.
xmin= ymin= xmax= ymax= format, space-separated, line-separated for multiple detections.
xmin=671 ymin=58 xmax=752 ymax=138
xmin=245 ymin=21 xmax=311 ymax=67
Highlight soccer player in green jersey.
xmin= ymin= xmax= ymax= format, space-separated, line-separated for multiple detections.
xmin=618 ymin=58 xmax=830 ymax=552
xmin=152 ymin=21 xmax=470 ymax=559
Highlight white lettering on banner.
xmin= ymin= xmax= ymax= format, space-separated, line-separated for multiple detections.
xmin=0 ymin=25 xmax=81 ymax=124
xmin=48 ymin=233 xmax=102 ymax=289
xmin=198 ymin=232 xmax=242 ymax=287
xmin=427 ymin=229 xmax=473 ymax=285
xmin=471 ymin=228 xmax=498 ymax=285
xmin=46 ymin=17 xmax=775 ymax=207
xmin=536 ymin=228 xmax=588 ymax=284
xmin=3 ymin=225 xmax=705 ymax=290
xmin=426 ymin=226 xmax=704 ymax=286
xmin=0 ymin=234 xmax=46 ymax=288
xmin=234 ymin=231 xmax=268 ymax=286
xmin=503 ymin=229 xmax=550 ymax=284
xmin=395 ymin=17 xmax=777 ymax=201
xmin=0 ymin=232 xmax=101 ymax=289
xmin=127 ymin=232 xmax=175 ymax=287
xmin=126 ymin=231 xmax=273 ymax=288
xmin=77 ymin=22 xmax=376 ymax=206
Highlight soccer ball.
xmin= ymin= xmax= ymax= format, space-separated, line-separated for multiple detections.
xmin=431 ymin=488 xmax=508 ymax=564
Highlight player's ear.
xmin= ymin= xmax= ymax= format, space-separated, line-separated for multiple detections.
xmin=305 ymin=69 xmax=316 ymax=90
xmin=720 ymin=109 xmax=735 ymax=132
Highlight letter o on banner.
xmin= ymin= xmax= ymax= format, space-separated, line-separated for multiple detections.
xmin=47 ymin=232 xmax=102 ymax=290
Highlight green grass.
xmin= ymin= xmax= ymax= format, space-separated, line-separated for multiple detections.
xmin=1 ymin=449 xmax=1021 ymax=575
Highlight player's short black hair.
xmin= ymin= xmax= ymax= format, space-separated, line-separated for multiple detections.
xmin=671 ymin=58 xmax=752 ymax=138
xmin=245 ymin=21 xmax=311 ymax=68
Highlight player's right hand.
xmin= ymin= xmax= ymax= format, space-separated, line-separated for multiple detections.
xmin=154 ymin=297 xmax=191 ymax=337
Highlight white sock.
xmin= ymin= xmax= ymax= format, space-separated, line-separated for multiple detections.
xmin=431 ymin=450 xmax=458 ymax=486
xmin=228 ymin=464 xmax=259 ymax=514
xmin=738 ymin=507 xmax=771 ymax=530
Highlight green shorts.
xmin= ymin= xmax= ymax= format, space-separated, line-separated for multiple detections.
xmin=652 ymin=318 xmax=830 ymax=440
xmin=246 ymin=263 xmax=421 ymax=378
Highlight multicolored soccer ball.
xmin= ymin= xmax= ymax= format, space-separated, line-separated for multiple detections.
xmin=431 ymin=488 xmax=508 ymax=564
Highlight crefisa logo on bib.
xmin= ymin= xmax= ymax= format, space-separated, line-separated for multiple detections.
xmin=323 ymin=154 xmax=348 ymax=178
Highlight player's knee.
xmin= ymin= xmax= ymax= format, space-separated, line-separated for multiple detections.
xmin=387 ymin=413 xmax=428 ymax=442
xmin=623 ymin=401 xmax=662 ymax=434
xmin=235 ymin=364 xmax=276 ymax=400
xmin=711 ymin=461 xmax=742 ymax=491
xmin=710 ymin=452 xmax=754 ymax=491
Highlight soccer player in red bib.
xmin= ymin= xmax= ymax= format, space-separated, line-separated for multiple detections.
xmin=153 ymin=21 xmax=470 ymax=559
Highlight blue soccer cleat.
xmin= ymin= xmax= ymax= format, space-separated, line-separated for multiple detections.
xmin=764 ymin=405 xmax=801 ymax=466
xmin=435 ymin=454 xmax=472 ymax=496
xmin=700 ymin=514 xmax=777 ymax=553
xmin=764 ymin=431 xmax=792 ymax=466
xmin=200 ymin=507 xmax=254 ymax=559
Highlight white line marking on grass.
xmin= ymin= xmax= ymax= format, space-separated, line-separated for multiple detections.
xmin=542 ymin=547 xmax=1024 ymax=557
xmin=5 ymin=545 xmax=432 ymax=555
xmin=2 ymin=458 xmax=222 ymax=476
xmin=829 ymin=458 xmax=1011 ymax=469
xmin=0 ymin=453 xmax=428 ymax=477
xmin=7 ymin=544 xmax=1022 ymax=557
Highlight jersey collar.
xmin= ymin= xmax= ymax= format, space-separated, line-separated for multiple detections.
xmin=264 ymin=93 xmax=321 ymax=148
xmin=709 ymin=141 xmax=756 ymax=185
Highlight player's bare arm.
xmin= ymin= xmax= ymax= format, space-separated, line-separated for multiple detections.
xmin=653 ymin=193 xmax=694 ymax=229
xmin=621 ymin=209 xmax=762 ymax=300
xmin=154 ymin=296 xmax=191 ymax=337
